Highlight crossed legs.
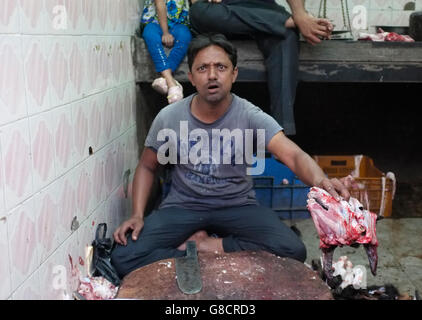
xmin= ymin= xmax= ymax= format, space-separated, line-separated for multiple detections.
xmin=111 ymin=205 xmax=306 ymax=278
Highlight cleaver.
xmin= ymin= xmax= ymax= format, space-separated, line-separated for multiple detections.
xmin=175 ymin=241 xmax=203 ymax=294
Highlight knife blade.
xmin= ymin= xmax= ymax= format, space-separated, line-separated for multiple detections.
xmin=175 ymin=241 xmax=202 ymax=295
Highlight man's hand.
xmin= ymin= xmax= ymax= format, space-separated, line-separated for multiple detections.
xmin=316 ymin=175 xmax=358 ymax=202
xmin=293 ymin=13 xmax=333 ymax=45
xmin=113 ymin=216 xmax=144 ymax=246
xmin=162 ymin=32 xmax=174 ymax=48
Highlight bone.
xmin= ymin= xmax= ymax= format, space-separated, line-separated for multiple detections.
xmin=364 ymin=244 xmax=378 ymax=276
xmin=321 ymin=246 xmax=337 ymax=288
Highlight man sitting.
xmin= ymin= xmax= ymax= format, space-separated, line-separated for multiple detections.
xmin=111 ymin=33 xmax=350 ymax=278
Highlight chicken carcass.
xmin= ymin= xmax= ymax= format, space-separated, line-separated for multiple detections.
xmin=307 ymin=187 xmax=378 ymax=287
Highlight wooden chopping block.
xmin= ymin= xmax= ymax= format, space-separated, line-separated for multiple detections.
xmin=116 ymin=251 xmax=333 ymax=300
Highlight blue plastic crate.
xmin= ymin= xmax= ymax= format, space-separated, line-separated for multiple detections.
xmin=260 ymin=155 xmax=295 ymax=185
xmin=252 ymin=154 xmax=311 ymax=219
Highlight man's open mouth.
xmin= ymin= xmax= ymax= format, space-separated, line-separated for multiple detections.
xmin=207 ymin=83 xmax=219 ymax=92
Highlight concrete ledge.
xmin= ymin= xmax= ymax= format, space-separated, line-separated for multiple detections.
xmin=132 ymin=36 xmax=422 ymax=83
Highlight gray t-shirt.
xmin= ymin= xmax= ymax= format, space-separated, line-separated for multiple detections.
xmin=145 ymin=93 xmax=282 ymax=211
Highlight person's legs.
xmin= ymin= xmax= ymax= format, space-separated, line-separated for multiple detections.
xmin=163 ymin=23 xmax=192 ymax=103
xmin=168 ymin=23 xmax=192 ymax=73
xmin=190 ymin=1 xmax=300 ymax=135
xmin=142 ymin=23 xmax=170 ymax=73
xmin=142 ymin=22 xmax=184 ymax=102
xmin=208 ymin=205 xmax=307 ymax=262
xmin=111 ymin=207 xmax=208 ymax=278
xmin=189 ymin=0 xmax=291 ymax=38
xmin=256 ymin=29 xmax=300 ymax=135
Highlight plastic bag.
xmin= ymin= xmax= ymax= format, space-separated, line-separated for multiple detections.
xmin=91 ymin=223 xmax=121 ymax=287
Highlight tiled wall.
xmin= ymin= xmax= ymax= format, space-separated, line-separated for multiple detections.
xmin=277 ymin=0 xmax=422 ymax=34
xmin=0 ymin=0 xmax=142 ymax=300
xmin=1 ymin=0 xmax=419 ymax=301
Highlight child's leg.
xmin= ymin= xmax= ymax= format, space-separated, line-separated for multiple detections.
xmin=160 ymin=69 xmax=178 ymax=88
xmin=165 ymin=24 xmax=191 ymax=103
xmin=142 ymin=23 xmax=171 ymax=74
xmin=168 ymin=24 xmax=192 ymax=76
xmin=142 ymin=22 xmax=179 ymax=93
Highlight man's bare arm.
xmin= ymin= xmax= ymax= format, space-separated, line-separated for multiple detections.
xmin=131 ymin=147 xmax=160 ymax=219
xmin=267 ymin=131 xmax=351 ymax=201
xmin=113 ymin=147 xmax=159 ymax=245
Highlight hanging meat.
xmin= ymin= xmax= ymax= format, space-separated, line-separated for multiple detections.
xmin=307 ymin=187 xmax=378 ymax=287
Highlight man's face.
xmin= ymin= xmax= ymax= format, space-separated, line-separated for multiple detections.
xmin=188 ymin=45 xmax=238 ymax=105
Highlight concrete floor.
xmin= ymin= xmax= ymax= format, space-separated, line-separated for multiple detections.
xmin=287 ymin=217 xmax=422 ymax=298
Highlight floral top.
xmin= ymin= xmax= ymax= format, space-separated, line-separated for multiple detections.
xmin=141 ymin=0 xmax=190 ymax=29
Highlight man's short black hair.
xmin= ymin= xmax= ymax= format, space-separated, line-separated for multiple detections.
xmin=187 ymin=33 xmax=237 ymax=71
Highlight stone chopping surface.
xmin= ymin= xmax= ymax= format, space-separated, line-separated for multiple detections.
xmin=117 ymin=251 xmax=333 ymax=300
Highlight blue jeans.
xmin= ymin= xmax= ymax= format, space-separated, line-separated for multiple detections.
xmin=111 ymin=205 xmax=306 ymax=278
xmin=142 ymin=22 xmax=192 ymax=73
